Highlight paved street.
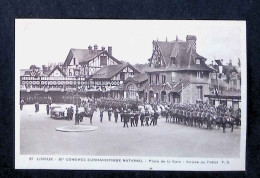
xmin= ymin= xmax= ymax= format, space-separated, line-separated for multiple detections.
xmin=20 ymin=104 xmax=241 ymax=158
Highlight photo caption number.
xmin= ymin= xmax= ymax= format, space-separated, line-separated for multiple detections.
xmin=29 ymin=157 xmax=33 ymax=161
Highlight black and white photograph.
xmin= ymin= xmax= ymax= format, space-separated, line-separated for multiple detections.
xmin=15 ymin=19 xmax=247 ymax=171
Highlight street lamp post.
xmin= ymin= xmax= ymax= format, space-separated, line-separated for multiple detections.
xmin=74 ymin=68 xmax=80 ymax=125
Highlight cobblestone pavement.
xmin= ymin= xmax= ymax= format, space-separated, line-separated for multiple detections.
xmin=20 ymin=104 xmax=241 ymax=157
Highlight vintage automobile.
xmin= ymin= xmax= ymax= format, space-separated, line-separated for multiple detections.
xmin=50 ymin=104 xmax=73 ymax=119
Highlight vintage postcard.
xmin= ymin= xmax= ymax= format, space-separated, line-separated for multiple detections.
xmin=15 ymin=19 xmax=247 ymax=171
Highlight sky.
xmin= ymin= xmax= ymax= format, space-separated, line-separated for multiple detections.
xmin=15 ymin=19 xmax=246 ymax=69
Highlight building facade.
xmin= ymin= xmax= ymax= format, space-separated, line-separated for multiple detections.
xmin=206 ymin=59 xmax=241 ymax=109
xmin=123 ymin=73 xmax=149 ymax=102
xmin=86 ymin=63 xmax=140 ymax=99
xmin=20 ymin=45 xmax=140 ymax=102
xmin=144 ymin=35 xmax=213 ymax=104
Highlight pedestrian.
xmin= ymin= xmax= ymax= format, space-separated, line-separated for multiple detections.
xmin=20 ymin=98 xmax=25 ymax=111
xmin=134 ymin=113 xmax=139 ymax=127
xmin=165 ymin=109 xmax=169 ymax=122
xmin=150 ymin=114 xmax=154 ymax=126
xmin=35 ymin=102 xmax=37 ymax=113
xmin=36 ymin=102 xmax=39 ymax=112
xmin=120 ymin=108 xmax=124 ymax=122
xmin=140 ymin=112 xmax=144 ymax=126
xmin=145 ymin=109 xmax=149 ymax=126
xmin=221 ymin=113 xmax=226 ymax=133
xmin=46 ymin=103 xmax=50 ymax=115
xmin=114 ymin=109 xmax=119 ymax=123
xmin=70 ymin=106 xmax=74 ymax=120
xmin=153 ymin=110 xmax=159 ymax=125
xmin=108 ymin=107 xmax=112 ymax=121
xmin=123 ymin=110 xmax=129 ymax=128
xmin=100 ymin=108 xmax=104 ymax=123
xmin=66 ymin=108 xmax=69 ymax=120
xmin=129 ymin=109 xmax=135 ymax=127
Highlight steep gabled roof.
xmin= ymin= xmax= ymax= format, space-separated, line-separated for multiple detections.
xmin=91 ymin=63 xmax=140 ymax=80
xmin=157 ymin=41 xmax=176 ymax=66
xmin=151 ymin=39 xmax=211 ymax=72
xmin=47 ymin=65 xmax=66 ymax=77
xmin=63 ymin=48 xmax=122 ymax=66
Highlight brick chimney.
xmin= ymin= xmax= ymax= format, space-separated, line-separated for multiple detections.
xmin=101 ymin=46 xmax=105 ymax=51
xmin=108 ymin=46 xmax=112 ymax=56
xmin=186 ymin=35 xmax=197 ymax=51
xmin=88 ymin=45 xmax=92 ymax=50
xmin=94 ymin=44 xmax=98 ymax=50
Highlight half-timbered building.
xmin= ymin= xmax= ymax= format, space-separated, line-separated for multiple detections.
xmin=86 ymin=63 xmax=140 ymax=98
xmin=63 ymin=45 xmax=121 ymax=78
xmin=20 ymin=65 xmax=85 ymax=103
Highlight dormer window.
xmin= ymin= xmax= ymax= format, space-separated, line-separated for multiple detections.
xmin=171 ymin=57 xmax=176 ymax=65
xmin=195 ymin=58 xmax=200 ymax=65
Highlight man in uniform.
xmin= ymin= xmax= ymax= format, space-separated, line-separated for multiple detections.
xmin=206 ymin=109 xmax=212 ymax=130
xmin=100 ymin=108 xmax=104 ymax=123
xmin=46 ymin=102 xmax=50 ymax=115
xmin=165 ymin=108 xmax=169 ymax=122
xmin=35 ymin=102 xmax=39 ymax=113
xmin=153 ymin=109 xmax=159 ymax=126
xmin=129 ymin=109 xmax=135 ymax=127
xmin=140 ymin=111 xmax=145 ymax=126
xmin=134 ymin=112 xmax=139 ymax=127
xmin=123 ymin=110 xmax=129 ymax=128
xmin=221 ymin=113 xmax=226 ymax=133
xmin=120 ymin=108 xmax=124 ymax=122
xmin=145 ymin=108 xmax=150 ymax=126
xmin=114 ymin=108 xmax=119 ymax=123
xmin=108 ymin=107 xmax=112 ymax=121
xmin=70 ymin=106 xmax=74 ymax=120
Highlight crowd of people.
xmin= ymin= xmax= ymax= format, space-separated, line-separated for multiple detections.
xmin=93 ymin=98 xmax=241 ymax=132
xmin=21 ymin=96 xmax=241 ymax=133
xmin=164 ymin=103 xmax=241 ymax=133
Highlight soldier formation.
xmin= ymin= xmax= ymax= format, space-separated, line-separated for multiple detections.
xmin=95 ymin=98 xmax=241 ymax=133
xmin=21 ymin=96 xmax=241 ymax=133
xmin=165 ymin=103 xmax=241 ymax=133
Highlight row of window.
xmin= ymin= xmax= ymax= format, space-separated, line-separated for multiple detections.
xmin=21 ymin=77 xmax=84 ymax=81
xmin=149 ymin=74 xmax=167 ymax=84
xmin=149 ymin=71 xmax=205 ymax=84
